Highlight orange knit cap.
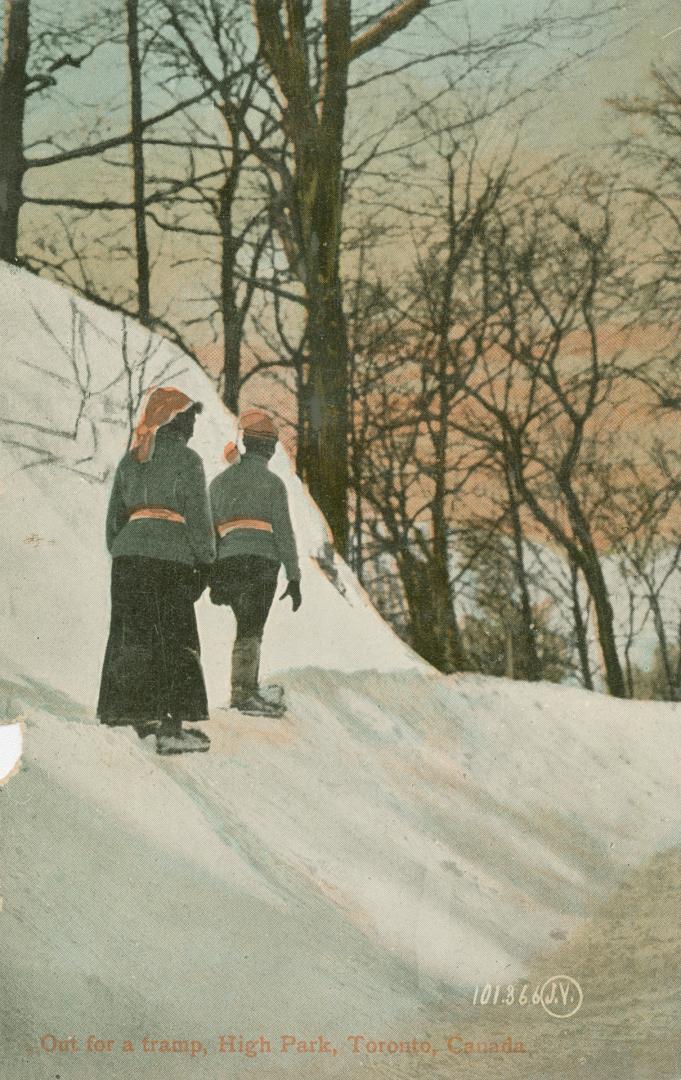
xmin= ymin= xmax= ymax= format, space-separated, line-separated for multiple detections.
xmin=131 ymin=386 xmax=195 ymax=462
xmin=240 ymin=408 xmax=278 ymax=439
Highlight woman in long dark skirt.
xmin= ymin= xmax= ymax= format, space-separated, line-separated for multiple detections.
xmin=97 ymin=386 xmax=216 ymax=755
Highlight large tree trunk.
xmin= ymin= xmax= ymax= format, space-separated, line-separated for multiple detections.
xmin=126 ymin=0 xmax=151 ymax=325
xmin=293 ymin=22 xmax=351 ymax=557
xmin=295 ymin=361 xmax=310 ymax=476
xmin=272 ymin=125 xmax=351 ymax=552
xmin=217 ymin=152 xmax=241 ymax=414
xmin=220 ymin=243 xmax=241 ymax=415
xmin=398 ymin=547 xmax=465 ymax=672
xmin=399 ymin=553 xmax=442 ymax=667
xmin=305 ymin=284 xmax=350 ymax=555
xmin=252 ymin=2 xmax=342 ymax=556
xmin=252 ymin=0 xmax=429 ymax=556
xmin=0 ymin=0 xmax=30 ymax=264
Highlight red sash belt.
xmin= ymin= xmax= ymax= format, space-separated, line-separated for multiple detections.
xmin=128 ymin=506 xmax=186 ymax=524
xmin=216 ymin=517 xmax=273 ymax=539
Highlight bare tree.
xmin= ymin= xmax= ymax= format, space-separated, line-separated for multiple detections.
xmin=3 ymin=0 xmax=215 ymax=306
xmin=601 ymin=443 xmax=681 ymax=699
xmin=452 ymin=174 xmax=634 ymax=696
xmin=147 ymin=0 xmax=286 ymax=412
xmin=251 ymin=0 xmax=431 ymax=555
xmin=611 ymin=69 xmax=681 ymax=431
xmin=351 ymin=111 xmax=520 ymax=672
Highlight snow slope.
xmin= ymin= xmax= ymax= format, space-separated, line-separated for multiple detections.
xmin=0 ymin=263 xmax=418 ymax=710
xmin=1 ymin=265 xmax=681 ymax=1079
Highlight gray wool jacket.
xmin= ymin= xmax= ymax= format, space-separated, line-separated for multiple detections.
xmin=209 ymin=452 xmax=300 ymax=582
xmin=106 ymin=429 xmax=216 ymax=566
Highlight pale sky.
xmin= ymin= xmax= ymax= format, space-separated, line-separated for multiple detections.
xmin=18 ymin=0 xmax=681 ymax=157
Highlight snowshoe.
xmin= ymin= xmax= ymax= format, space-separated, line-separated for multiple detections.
xmin=232 ymin=691 xmax=286 ymax=718
xmin=184 ymin=726 xmax=211 ymax=744
xmin=156 ymin=729 xmax=210 ymax=755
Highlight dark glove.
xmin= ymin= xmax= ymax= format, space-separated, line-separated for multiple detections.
xmin=280 ymin=579 xmax=302 ymax=612
xmin=190 ymin=562 xmax=212 ymax=602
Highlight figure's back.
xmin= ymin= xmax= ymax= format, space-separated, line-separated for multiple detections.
xmin=210 ymin=453 xmax=281 ymax=523
xmin=108 ymin=431 xmax=214 ymax=565
xmin=210 ymin=453 xmax=299 ymax=581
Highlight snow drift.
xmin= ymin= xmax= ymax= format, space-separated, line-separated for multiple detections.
xmin=1 ymin=264 xmax=681 ymax=1078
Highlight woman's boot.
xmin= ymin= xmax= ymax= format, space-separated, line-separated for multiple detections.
xmin=156 ymin=714 xmax=210 ymax=755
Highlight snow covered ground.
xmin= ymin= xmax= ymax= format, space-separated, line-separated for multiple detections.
xmin=1 ymin=264 xmax=681 ymax=1079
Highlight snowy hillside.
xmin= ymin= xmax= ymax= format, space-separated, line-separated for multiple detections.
xmin=2 ymin=265 xmax=681 ymax=1079
xmin=0 ymin=263 xmax=418 ymax=709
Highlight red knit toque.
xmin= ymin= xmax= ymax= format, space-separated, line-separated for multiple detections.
xmin=240 ymin=409 xmax=278 ymax=439
xmin=131 ymin=386 xmax=195 ymax=462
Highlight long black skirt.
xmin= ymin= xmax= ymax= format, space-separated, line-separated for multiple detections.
xmin=97 ymin=556 xmax=208 ymax=727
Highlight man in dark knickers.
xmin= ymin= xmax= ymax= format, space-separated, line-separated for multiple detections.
xmin=209 ymin=410 xmax=301 ymax=717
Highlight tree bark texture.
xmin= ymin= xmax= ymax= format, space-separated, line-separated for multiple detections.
xmin=252 ymin=0 xmax=429 ymax=556
xmin=0 ymin=0 xmax=30 ymax=263
xmin=126 ymin=0 xmax=151 ymax=324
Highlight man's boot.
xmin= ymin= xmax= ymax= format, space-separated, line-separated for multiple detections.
xmin=231 ymin=636 xmax=285 ymax=717
xmin=249 ymin=638 xmax=286 ymax=709
xmin=231 ymin=637 xmax=258 ymax=706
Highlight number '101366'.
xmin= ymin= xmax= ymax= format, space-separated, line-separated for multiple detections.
xmin=472 ymin=984 xmax=543 ymax=1006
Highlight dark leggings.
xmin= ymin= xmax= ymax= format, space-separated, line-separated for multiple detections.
xmin=210 ymin=555 xmax=280 ymax=640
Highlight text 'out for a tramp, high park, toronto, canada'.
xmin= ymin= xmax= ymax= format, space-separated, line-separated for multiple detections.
xmin=32 ymin=1031 xmax=529 ymax=1059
